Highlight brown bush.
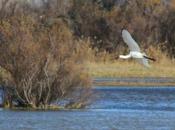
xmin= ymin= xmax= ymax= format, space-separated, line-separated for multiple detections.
xmin=0 ymin=13 xmax=91 ymax=108
xmin=159 ymin=9 xmax=175 ymax=58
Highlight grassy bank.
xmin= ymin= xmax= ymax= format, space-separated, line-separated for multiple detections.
xmin=86 ymin=59 xmax=175 ymax=86
xmin=86 ymin=60 xmax=175 ymax=78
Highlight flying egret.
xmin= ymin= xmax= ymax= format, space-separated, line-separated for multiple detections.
xmin=119 ymin=29 xmax=156 ymax=67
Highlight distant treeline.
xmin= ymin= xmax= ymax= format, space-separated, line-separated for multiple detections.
xmin=0 ymin=0 xmax=175 ymax=57
xmin=68 ymin=0 xmax=175 ymax=57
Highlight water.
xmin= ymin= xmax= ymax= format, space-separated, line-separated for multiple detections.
xmin=1 ymin=86 xmax=175 ymax=130
xmin=91 ymin=86 xmax=175 ymax=111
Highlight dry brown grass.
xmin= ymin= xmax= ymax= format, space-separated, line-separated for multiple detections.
xmin=86 ymin=60 xmax=175 ymax=78
xmin=85 ymin=46 xmax=175 ymax=78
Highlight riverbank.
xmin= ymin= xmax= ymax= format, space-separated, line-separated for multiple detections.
xmin=0 ymin=102 xmax=86 ymax=110
xmin=93 ymin=77 xmax=175 ymax=86
xmin=86 ymin=61 xmax=175 ymax=86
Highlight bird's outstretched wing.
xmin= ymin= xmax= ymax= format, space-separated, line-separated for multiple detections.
xmin=122 ymin=29 xmax=140 ymax=52
xmin=136 ymin=58 xmax=150 ymax=68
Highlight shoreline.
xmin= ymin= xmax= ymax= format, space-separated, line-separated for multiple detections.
xmin=1 ymin=78 xmax=175 ymax=110
xmin=93 ymin=77 xmax=175 ymax=86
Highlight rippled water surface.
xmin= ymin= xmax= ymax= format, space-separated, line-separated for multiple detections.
xmin=1 ymin=86 xmax=175 ymax=130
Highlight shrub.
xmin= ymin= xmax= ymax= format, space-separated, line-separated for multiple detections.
xmin=159 ymin=9 xmax=175 ymax=58
xmin=0 ymin=13 xmax=91 ymax=108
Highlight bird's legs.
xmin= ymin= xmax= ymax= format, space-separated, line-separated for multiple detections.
xmin=143 ymin=56 xmax=156 ymax=61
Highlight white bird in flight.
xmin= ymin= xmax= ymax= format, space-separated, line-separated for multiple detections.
xmin=119 ymin=29 xmax=156 ymax=67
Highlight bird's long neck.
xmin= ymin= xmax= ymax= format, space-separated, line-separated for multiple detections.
xmin=119 ymin=54 xmax=131 ymax=59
